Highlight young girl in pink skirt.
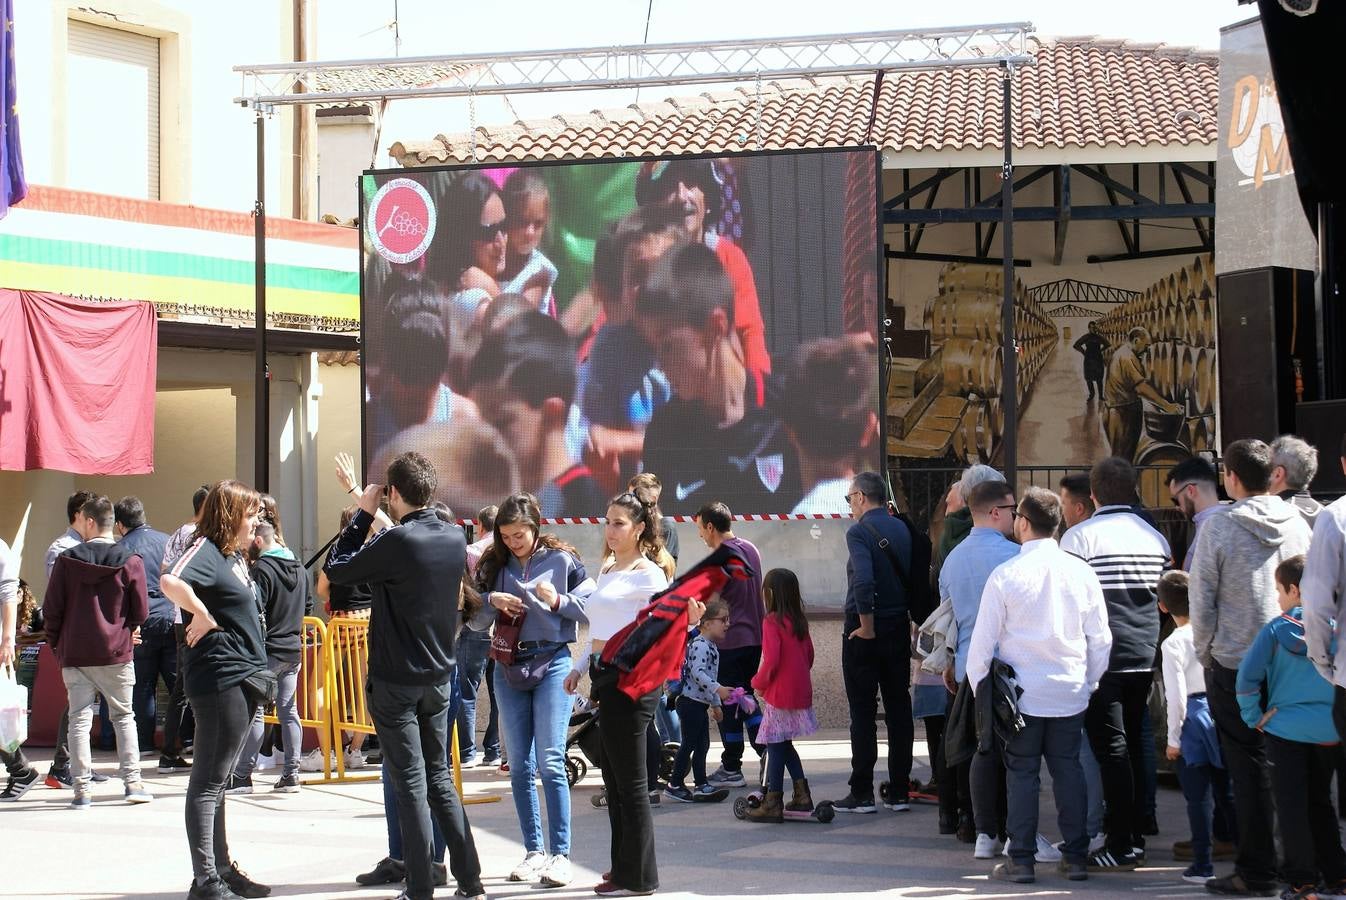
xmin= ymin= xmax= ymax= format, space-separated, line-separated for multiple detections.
xmin=745 ymin=568 xmax=818 ymax=823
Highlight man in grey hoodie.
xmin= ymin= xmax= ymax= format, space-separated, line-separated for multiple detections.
xmin=1190 ymin=439 xmax=1313 ymax=897
xmin=1302 ymin=433 xmax=1346 ymax=744
xmin=1269 ymin=434 xmax=1324 ymax=528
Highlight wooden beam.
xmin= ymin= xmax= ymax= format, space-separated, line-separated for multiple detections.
xmin=1052 ymin=165 xmax=1070 ymax=266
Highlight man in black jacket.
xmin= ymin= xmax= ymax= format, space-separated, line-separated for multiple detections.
xmin=324 ymin=451 xmax=484 ymax=900
xmin=227 ymin=517 xmax=313 ymax=795
xmin=834 ymin=470 xmax=915 ymax=814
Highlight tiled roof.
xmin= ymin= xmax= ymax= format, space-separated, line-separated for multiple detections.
xmin=389 ymin=37 xmax=1218 ymax=165
xmin=313 ymin=63 xmax=480 ymax=108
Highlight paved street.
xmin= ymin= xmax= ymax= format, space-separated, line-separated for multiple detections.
xmin=4 ymin=731 xmax=1210 ymax=900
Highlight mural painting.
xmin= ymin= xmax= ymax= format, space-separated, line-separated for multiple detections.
xmin=886 ymin=254 xmax=1217 ymax=511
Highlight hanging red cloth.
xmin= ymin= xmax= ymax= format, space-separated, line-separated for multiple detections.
xmin=0 ymin=290 xmax=157 ymax=474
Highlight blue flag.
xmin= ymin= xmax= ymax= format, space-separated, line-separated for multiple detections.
xmin=1 ymin=0 xmax=27 ymax=219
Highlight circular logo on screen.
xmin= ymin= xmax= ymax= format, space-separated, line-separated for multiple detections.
xmin=367 ymin=178 xmax=436 ymax=264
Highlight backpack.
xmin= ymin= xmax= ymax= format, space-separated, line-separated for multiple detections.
xmin=600 ymin=543 xmax=754 ymax=702
xmin=860 ymin=509 xmax=935 ymax=624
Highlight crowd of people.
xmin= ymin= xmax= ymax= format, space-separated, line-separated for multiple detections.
xmin=2 ymin=427 xmax=1346 ymax=900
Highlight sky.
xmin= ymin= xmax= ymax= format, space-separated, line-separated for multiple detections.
xmin=308 ymin=0 xmax=1254 ymax=158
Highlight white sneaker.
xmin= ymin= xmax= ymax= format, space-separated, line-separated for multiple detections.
xmin=1034 ymin=833 xmax=1063 ymax=863
xmin=299 ymin=748 xmax=331 ymax=773
xmin=974 ymin=833 xmax=1004 ymax=859
xmin=508 ymin=851 xmax=548 ymax=882
xmin=344 ymin=748 xmax=367 ymax=770
xmin=538 ymin=854 xmax=571 ymax=887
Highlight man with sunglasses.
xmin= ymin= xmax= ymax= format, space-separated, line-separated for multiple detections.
xmin=834 ymin=471 xmax=917 ymax=814
xmin=1165 ymin=457 xmax=1224 ymax=571
xmin=938 ymin=480 xmax=1022 ymax=853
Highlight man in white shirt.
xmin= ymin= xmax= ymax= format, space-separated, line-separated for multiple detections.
xmin=967 ymin=487 xmax=1112 ymax=885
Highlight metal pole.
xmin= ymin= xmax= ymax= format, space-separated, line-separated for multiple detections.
xmin=254 ymin=109 xmax=270 ymax=492
xmin=1000 ymin=62 xmax=1018 ymax=486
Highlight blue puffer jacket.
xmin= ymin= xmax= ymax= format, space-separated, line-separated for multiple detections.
xmin=1236 ymin=606 xmax=1338 ymax=745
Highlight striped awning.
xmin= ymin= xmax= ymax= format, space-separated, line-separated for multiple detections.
xmin=0 ymin=185 xmax=359 ymax=323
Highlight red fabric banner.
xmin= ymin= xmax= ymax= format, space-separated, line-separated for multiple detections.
xmin=0 ymin=290 xmax=157 ymax=474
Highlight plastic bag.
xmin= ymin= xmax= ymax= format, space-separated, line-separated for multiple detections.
xmin=0 ymin=665 xmax=29 ymax=754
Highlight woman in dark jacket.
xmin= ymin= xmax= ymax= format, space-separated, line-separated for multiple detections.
xmin=161 ymin=480 xmax=269 ymax=900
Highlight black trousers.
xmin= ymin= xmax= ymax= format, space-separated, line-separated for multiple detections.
xmin=132 ymin=617 xmax=178 ymax=749
xmin=971 ymin=734 xmax=1008 ymax=840
xmin=185 ymin=685 xmax=256 ymax=886
xmin=937 ymin=689 xmax=972 ymax=827
xmin=1207 ymin=662 xmax=1278 ymax=884
xmin=1084 ymin=670 xmax=1152 ymax=854
xmin=595 ymin=673 xmax=660 ymax=893
xmin=162 ymin=624 xmax=194 ymax=756
xmin=1266 ymin=734 xmax=1346 ymax=887
xmin=670 ymin=696 xmax=711 ymax=787
xmin=367 ymin=677 xmax=483 ymax=900
xmin=841 ymin=616 xmax=913 ymax=799
xmin=715 ymin=645 xmax=763 ymax=773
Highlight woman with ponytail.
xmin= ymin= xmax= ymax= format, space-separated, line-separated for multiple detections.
xmin=563 ymin=489 xmax=671 ymax=896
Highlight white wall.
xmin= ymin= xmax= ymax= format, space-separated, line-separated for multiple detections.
xmin=13 ymin=0 xmax=297 ymax=215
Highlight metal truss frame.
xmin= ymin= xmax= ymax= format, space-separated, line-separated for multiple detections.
xmin=234 ymin=23 xmax=1037 ymax=487
xmin=234 ymin=23 xmax=1033 ymax=108
xmin=1029 ymin=280 xmax=1143 ymax=306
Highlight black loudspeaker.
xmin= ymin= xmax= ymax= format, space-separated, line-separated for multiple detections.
xmin=1294 ymin=399 xmax=1346 ymax=496
xmin=1216 ymin=266 xmax=1317 ymax=445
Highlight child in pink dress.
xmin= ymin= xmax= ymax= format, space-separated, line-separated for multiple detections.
xmin=745 ymin=568 xmax=818 ymax=823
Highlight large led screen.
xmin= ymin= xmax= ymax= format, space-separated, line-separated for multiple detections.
xmin=360 ymin=148 xmax=881 ymax=518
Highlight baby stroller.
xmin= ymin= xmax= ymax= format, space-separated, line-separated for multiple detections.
xmin=566 ymin=697 xmax=602 ymax=787
xmin=564 ymin=695 xmax=681 ymax=793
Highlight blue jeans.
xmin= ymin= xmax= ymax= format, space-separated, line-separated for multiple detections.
xmin=1003 ymin=711 xmax=1089 ymax=867
xmin=1176 ymin=758 xmax=1234 ymax=869
xmin=132 ymin=616 xmax=177 ymax=750
xmin=494 ymin=652 xmax=572 ymax=856
xmin=385 ymin=671 xmax=460 ymax=864
xmin=233 ymin=658 xmax=301 ymax=778
xmin=455 ymin=629 xmax=499 ymax=761
xmin=654 ymin=688 xmax=681 ymax=744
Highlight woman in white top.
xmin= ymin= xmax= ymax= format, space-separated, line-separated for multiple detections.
xmin=564 ymin=489 xmax=671 ymax=896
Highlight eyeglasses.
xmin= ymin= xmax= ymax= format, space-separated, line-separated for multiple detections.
xmin=1169 ymin=481 xmax=1196 ymax=505
xmin=701 ymin=616 xmax=729 ymax=624
xmin=993 ymin=504 xmax=1020 ymax=519
xmin=845 ymin=491 xmax=865 ymax=504
xmin=471 ymin=220 xmax=507 ymax=243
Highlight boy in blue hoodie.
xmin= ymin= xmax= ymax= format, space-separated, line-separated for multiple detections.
xmin=1237 ymin=554 xmax=1346 ymax=899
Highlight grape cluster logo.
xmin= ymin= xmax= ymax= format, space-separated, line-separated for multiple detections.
xmin=367 ymin=178 xmax=436 ymax=264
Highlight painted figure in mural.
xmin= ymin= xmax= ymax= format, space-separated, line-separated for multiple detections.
xmin=1103 ymin=327 xmax=1180 ymax=463
xmin=1072 ymin=322 xmax=1109 ymax=401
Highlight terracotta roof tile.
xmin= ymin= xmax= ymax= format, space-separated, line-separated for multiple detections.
xmin=314 ymin=63 xmax=480 ymax=109
xmin=389 ymin=36 xmax=1217 ymax=166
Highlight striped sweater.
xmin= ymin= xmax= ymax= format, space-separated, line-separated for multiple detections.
xmin=1060 ymin=506 xmax=1170 ymax=672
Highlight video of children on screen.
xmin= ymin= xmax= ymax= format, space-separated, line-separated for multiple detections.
xmin=361 ymin=152 xmax=880 ymax=518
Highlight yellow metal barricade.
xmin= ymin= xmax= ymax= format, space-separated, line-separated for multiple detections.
xmin=319 ymin=616 xmax=499 ymax=803
xmin=262 ymin=616 xmax=338 ymax=781
xmin=326 ymin=616 xmax=380 ymax=783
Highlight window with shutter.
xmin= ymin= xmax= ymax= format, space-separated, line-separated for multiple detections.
xmin=66 ymin=19 xmax=160 ymax=200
